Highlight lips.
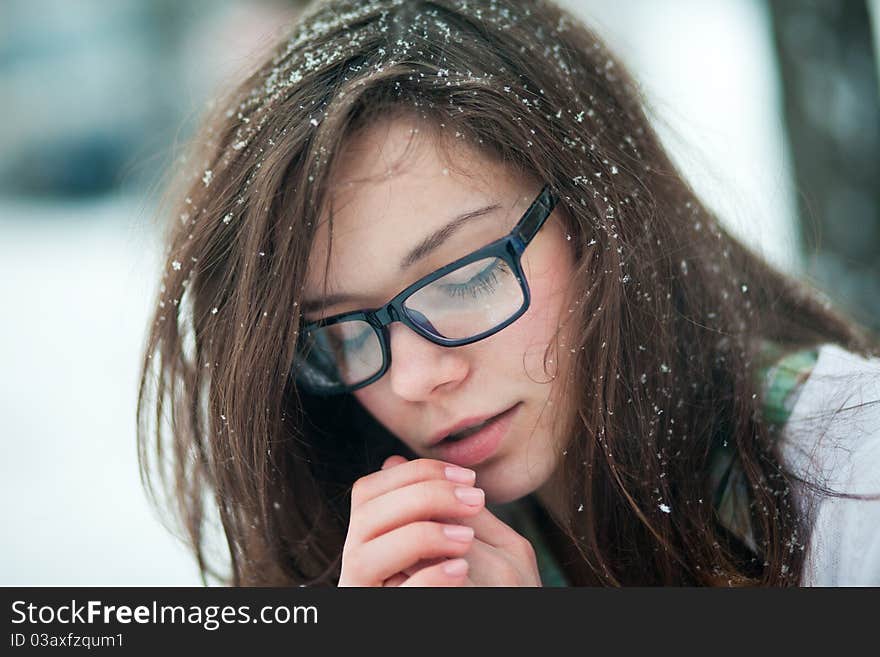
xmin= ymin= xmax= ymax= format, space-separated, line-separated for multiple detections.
xmin=432 ymin=403 xmax=521 ymax=467
xmin=429 ymin=404 xmax=518 ymax=447
xmin=446 ymin=419 xmax=492 ymax=442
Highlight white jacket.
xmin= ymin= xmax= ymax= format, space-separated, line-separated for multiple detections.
xmin=781 ymin=344 xmax=880 ymax=585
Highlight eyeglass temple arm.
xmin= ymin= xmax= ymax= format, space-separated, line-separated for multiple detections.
xmin=512 ymin=185 xmax=558 ymax=252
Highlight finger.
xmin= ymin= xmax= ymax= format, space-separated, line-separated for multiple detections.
xmin=446 ymin=538 xmax=503 ymax=587
xmin=399 ymin=540 xmax=498 ymax=580
xmin=401 ymin=539 xmax=493 ymax=580
xmin=426 ymin=537 xmax=525 ymax=587
xmin=402 ymin=556 xmax=446 ymax=577
xmin=400 ymin=559 xmax=470 ymax=587
xmin=447 ymin=505 xmax=528 ymax=549
xmin=381 ymin=455 xmax=409 ymax=470
xmin=351 ymin=458 xmax=476 ymax=509
xmin=440 ymin=524 xmax=540 ymax=586
xmin=353 ymin=480 xmax=485 ymax=542
xmin=383 ymin=573 xmax=408 ymax=587
xmin=353 ymin=521 xmax=475 ymax=583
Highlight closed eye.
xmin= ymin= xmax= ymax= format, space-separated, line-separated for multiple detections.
xmin=439 ymin=258 xmax=510 ymax=298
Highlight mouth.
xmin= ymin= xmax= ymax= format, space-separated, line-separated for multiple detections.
xmin=430 ymin=403 xmax=518 ymax=446
xmin=444 ymin=417 xmax=497 ymax=442
xmin=432 ymin=403 xmax=521 ymax=467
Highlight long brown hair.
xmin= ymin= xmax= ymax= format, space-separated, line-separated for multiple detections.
xmin=138 ymin=0 xmax=878 ymax=586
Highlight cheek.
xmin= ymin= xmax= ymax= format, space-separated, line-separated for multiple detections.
xmin=506 ymin=246 xmax=576 ymax=378
xmin=352 ymin=387 xmax=388 ymax=421
xmin=352 ymin=385 xmax=417 ymax=445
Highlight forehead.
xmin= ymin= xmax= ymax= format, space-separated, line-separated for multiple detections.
xmin=303 ymin=117 xmax=532 ymax=301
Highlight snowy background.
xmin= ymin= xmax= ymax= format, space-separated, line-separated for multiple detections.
xmin=1 ymin=0 xmax=877 ymax=585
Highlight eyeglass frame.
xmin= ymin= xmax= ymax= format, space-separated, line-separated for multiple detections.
xmin=294 ymin=184 xmax=560 ymax=395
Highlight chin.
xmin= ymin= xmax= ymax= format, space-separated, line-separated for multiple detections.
xmin=478 ymin=462 xmax=550 ymax=506
xmin=484 ymin=488 xmax=530 ymax=506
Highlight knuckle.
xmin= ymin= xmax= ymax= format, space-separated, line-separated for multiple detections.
xmin=413 ymin=521 xmax=441 ymax=546
xmin=509 ymin=534 xmax=536 ymax=561
xmin=350 ymin=477 xmax=369 ymax=506
xmin=519 ymin=536 xmax=537 ymax=560
xmin=521 ymin=544 xmax=538 ymax=571
xmin=394 ymin=479 xmax=461 ymax=520
xmin=414 ymin=480 xmax=439 ymax=508
xmin=413 ymin=458 xmax=447 ymax=479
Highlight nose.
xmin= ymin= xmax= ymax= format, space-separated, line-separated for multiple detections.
xmin=384 ymin=322 xmax=470 ymax=400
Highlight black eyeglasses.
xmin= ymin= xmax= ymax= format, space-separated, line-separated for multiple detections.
xmin=293 ymin=185 xmax=559 ymax=395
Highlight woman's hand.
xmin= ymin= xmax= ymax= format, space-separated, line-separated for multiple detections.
xmin=337 ymin=456 xmax=487 ymax=586
xmin=380 ymin=456 xmax=543 ymax=587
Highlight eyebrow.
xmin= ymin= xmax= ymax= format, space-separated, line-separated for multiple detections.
xmin=301 ymin=202 xmax=502 ymax=314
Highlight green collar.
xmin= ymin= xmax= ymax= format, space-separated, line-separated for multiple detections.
xmin=708 ymin=342 xmax=819 ymax=555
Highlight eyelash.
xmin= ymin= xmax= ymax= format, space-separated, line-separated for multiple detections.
xmin=441 ymin=259 xmax=510 ymax=298
xmin=309 ymin=259 xmax=511 ymax=326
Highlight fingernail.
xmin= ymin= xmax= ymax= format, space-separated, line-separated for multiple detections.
xmin=443 ymin=525 xmax=475 ymax=542
xmin=443 ymin=558 xmax=469 ymax=577
xmin=444 ymin=466 xmax=476 ymax=484
xmin=454 ymin=486 xmax=484 ymax=506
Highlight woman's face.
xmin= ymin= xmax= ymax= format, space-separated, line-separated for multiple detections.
xmin=303 ymin=116 xmax=577 ymax=505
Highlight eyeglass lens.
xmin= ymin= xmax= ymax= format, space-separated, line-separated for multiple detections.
xmin=298 ymin=255 xmax=525 ymax=390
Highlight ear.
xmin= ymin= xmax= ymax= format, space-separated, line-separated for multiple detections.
xmin=381 ymin=455 xmax=409 ymax=470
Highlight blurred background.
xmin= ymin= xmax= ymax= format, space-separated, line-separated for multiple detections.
xmin=1 ymin=0 xmax=878 ymax=584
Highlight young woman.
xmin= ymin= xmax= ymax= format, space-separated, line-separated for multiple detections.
xmin=138 ymin=0 xmax=880 ymax=586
